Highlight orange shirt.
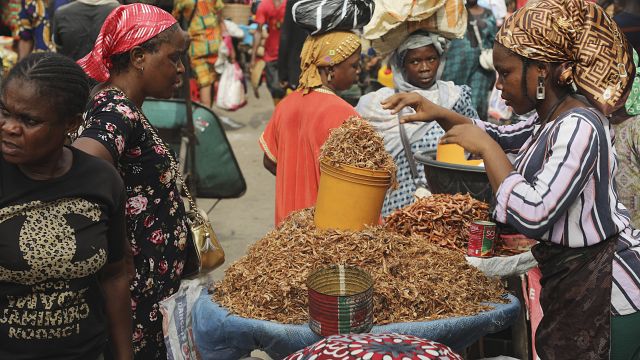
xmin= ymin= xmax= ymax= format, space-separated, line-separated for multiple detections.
xmin=260 ymin=90 xmax=358 ymax=226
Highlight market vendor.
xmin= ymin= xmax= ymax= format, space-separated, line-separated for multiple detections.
xmin=259 ymin=31 xmax=361 ymax=226
xmin=381 ymin=0 xmax=640 ymax=358
xmin=356 ymin=31 xmax=479 ymax=216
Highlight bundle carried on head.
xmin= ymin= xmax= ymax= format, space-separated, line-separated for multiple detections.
xmin=319 ymin=116 xmax=398 ymax=187
xmin=213 ymin=208 xmax=506 ymax=325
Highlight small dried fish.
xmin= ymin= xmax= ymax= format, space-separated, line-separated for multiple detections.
xmin=319 ymin=116 xmax=398 ymax=188
xmin=384 ymin=194 xmax=490 ymax=252
xmin=213 ymin=208 xmax=505 ymax=325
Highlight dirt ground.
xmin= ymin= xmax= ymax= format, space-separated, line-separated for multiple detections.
xmin=195 ymin=86 xmax=276 ymax=359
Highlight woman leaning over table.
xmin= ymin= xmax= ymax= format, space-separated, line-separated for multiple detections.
xmin=72 ymin=4 xmax=192 ymax=358
xmin=383 ymin=0 xmax=640 ymax=358
xmin=0 ymin=52 xmax=132 ymax=359
xmin=260 ymin=31 xmax=362 ymax=226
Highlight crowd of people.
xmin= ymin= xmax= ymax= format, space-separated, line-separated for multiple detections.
xmin=0 ymin=0 xmax=639 ymax=359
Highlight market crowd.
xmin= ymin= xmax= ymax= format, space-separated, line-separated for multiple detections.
xmin=0 ymin=0 xmax=639 ymax=359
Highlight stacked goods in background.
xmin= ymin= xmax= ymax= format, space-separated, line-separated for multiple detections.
xmin=363 ymin=0 xmax=468 ymax=56
xmin=315 ymin=117 xmax=397 ymax=230
xmin=213 ymin=208 xmax=506 ymax=325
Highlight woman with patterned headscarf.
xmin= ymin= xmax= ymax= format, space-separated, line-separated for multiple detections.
xmin=259 ymin=31 xmax=361 ymax=226
xmin=72 ymin=4 xmax=192 ymax=358
xmin=356 ymin=31 xmax=479 ymax=216
xmin=381 ymin=0 xmax=639 ymax=358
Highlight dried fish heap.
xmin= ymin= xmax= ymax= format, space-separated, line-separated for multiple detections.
xmin=384 ymin=194 xmax=491 ymax=252
xmin=213 ymin=208 xmax=505 ymax=325
xmin=319 ymin=116 xmax=398 ymax=187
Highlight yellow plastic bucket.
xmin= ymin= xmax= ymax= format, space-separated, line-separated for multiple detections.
xmin=436 ymin=143 xmax=484 ymax=166
xmin=315 ymin=161 xmax=391 ymax=231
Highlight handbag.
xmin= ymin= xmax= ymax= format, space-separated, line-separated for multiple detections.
xmin=470 ymin=20 xmax=494 ymax=71
xmin=139 ymin=112 xmax=225 ymax=278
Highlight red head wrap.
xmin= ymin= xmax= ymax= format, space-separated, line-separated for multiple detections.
xmin=78 ymin=3 xmax=177 ymax=82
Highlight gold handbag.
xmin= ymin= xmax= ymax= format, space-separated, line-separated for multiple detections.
xmin=185 ymin=206 xmax=225 ymax=272
xmin=140 ymin=111 xmax=225 ymax=277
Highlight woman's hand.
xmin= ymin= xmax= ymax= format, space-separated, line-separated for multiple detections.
xmin=381 ymin=92 xmax=472 ymax=131
xmin=381 ymin=92 xmax=442 ymax=123
xmin=442 ymin=124 xmax=515 ymax=194
xmin=440 ymin=124 xmax=494 ymax=157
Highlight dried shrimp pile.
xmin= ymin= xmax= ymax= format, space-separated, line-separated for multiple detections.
xmin=384 ymin=194 xmax=490 ymax=252
xmin=213 ymin=208 xmax=505 ymax=325
xmin=320 ymin=116 xmax=397 ymax=187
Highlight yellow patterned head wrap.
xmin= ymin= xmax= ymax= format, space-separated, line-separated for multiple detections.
xmin=496 ymin=0 xmax=635 ymax=115
xmin=298 ymin=31 xmax=361 ymax=93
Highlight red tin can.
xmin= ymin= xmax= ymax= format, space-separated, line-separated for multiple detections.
xmin=467 ymin=220 xmax=496 ymax=257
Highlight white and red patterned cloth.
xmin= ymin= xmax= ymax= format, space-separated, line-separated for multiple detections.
xmin=284 ymin=333 xmax=463 ymax=360
xmin=78 ymin=3 xmax=177 ymax=82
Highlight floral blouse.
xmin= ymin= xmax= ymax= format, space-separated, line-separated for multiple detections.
xmin=80 ymin=88 xmax=190 ymax=355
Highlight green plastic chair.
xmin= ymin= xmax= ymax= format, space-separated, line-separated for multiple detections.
xmin=142 ymin=98 xmax=246 ymax=199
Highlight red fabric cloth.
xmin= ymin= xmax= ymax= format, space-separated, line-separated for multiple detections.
xmin=255 ymin=0 xmax=286 ymax=62
xmin=77 ymin=3 xmax=177 ymax=82
xmin=259 ymin=90 xmax=358 ymax=226
xmin=284 ymin=333 xmax=463 ymax=360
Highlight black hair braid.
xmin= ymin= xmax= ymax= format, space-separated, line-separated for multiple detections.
xmin=3 ymin=52 xmax=90 ymax=120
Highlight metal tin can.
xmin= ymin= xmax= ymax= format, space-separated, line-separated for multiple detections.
xmin=467 ymin=220 xmax=496 ymax=257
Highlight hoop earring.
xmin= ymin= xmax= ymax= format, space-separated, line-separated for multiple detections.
xmin=536 ymin=75 xmax=545 ymax=100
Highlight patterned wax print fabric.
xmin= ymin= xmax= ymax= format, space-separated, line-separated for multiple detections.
xmin=625 ymin=50 xmax=640 ymax=116
xmin=284 ymin=333 xmax=463 ymax=360
xmin=496 ymin=0 xmax=635 ymax=115
xmin=172 ymin=0 xmax=224 ymax=61
xmin=441 ymin=8 xmax=496 ymax=120
xmin=259 ymin=89 xmax=358 ymax=226
xmin=0 ymin=147 xmax=126 ymax=359
xmin=80 ymin=88 xmax=191 ymax=359
xmin=1 ymin=0 xmax=21 ymax=37
xmin=19 ymin=0 xmax=70 ymax=52
xmin=613 ymin=115 xmax=640 ymax=228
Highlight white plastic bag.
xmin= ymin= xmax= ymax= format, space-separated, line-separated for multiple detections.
xmin=215 ymin=62 xmax=247 ymax=111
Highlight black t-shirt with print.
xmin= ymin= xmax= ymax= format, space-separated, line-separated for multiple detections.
xmin=0 ymin=146 xmax=126 ymax=360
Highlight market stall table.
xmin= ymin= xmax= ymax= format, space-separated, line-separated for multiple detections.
xmin=191 ymin=289 xmax=521 ymax=360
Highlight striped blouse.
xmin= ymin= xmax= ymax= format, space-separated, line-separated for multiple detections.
xmin=473 ymin=107 xmax=640 ymax=316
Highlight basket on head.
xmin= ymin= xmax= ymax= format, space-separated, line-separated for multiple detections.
xmin=307 ymin=265 xmax=374 ymax=337
xmin=221 ymin=4 xmax=251 ymax=25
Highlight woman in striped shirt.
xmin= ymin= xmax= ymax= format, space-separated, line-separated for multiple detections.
xmin=383 ymin=0 xmax=639 ymax=358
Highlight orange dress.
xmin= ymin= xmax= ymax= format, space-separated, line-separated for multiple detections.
xmin=260 ymin=89 xmax=358 ymax=226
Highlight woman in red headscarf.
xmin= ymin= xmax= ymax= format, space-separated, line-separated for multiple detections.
xmin=72 ymin=4 xmax=192 ymax=358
